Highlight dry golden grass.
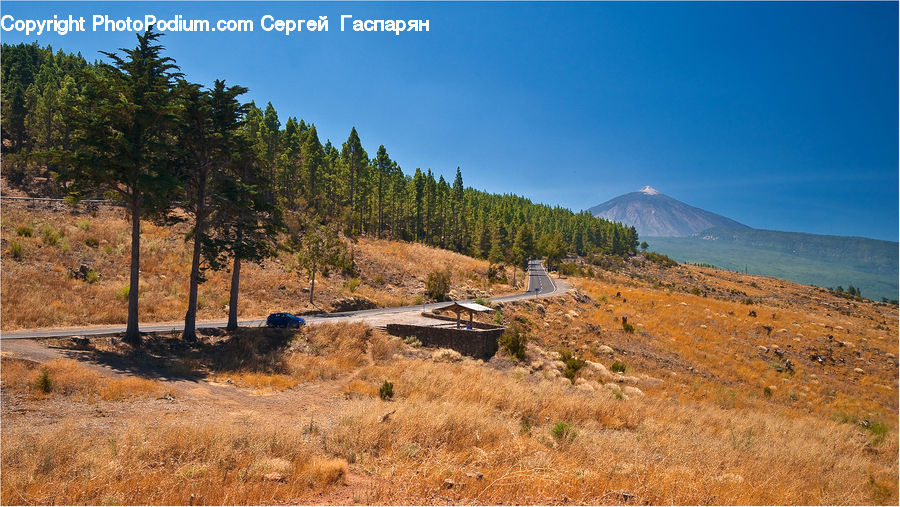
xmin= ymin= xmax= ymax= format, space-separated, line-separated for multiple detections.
xmin=209 ymin=322 xmax=374 ymax=391
xmin=323 ymin=355 xmax=897 ymax=505
xmin=2 ymin=210 xmax=898 ymax=505
xmin=1 ymin=357 xmax=163 ymax=401
xmin=0 ymin=414 xmax=348 ymax=505
xmin=0 ymin=204 xmax=511 ymax=330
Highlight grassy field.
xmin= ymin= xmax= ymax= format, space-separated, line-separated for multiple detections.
xmin=1 ymin=205 xmax=897 ymax=505
xmin=0 ymin=202 xmax=515 ymax=330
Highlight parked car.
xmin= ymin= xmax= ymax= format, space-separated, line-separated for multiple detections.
xmin=266 ymin=312 xmax=305 ymax=329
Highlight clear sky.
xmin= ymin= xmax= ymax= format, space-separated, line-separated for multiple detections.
xmin=2 ymin=1 xmax=897 ymax=241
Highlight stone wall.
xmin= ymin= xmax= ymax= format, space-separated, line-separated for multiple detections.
xmin=385 ymin=323 xmax=503 ymax=360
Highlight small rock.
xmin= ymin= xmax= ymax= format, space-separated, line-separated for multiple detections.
xmin=443 ymin=478 xmax=455 ymax=489
xmin=465 ymin=472 xmax=484 ymax=480
xmin=622 ymin=386 xmax=644 ymax=397
xmin=854 ymin=368 xmax=864 ymax=374
xmin=576 ymin=382 xmax=595 ymax=392
xmin=263 ymin=472 xmax=285 ymax=482
xmin=597 ymin=345 xmax=614 ymax=355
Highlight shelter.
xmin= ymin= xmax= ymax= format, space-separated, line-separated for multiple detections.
xmin=434 ymin=301 xmax=494 ymax=329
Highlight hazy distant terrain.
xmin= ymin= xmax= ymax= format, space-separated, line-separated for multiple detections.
xmin=646 ymin=228 xmax=899 ymax=301
xmin=591 ymin=188 xmax=899 ymax=301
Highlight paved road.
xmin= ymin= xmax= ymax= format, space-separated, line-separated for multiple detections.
xmin=0 ymin=260 xmax=566 ymax=340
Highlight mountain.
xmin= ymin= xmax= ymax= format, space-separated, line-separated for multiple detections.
xmin=589 ymin=187 xmax=899 ymax=301
xmin=589 ymin=186 xmax=750 ymax=237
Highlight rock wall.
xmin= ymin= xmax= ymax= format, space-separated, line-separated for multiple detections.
xmin=385 ymin=324 xmax=503 ymax=360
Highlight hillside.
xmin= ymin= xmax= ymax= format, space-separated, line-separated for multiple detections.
xmin=2 ymin=247 xmax=896 ymax=505
xmin=647 ymin=228 xmax=899 ymax=302
xmin=0 ymin=201 xmax=518 ymax=331
xmin=589 ymin=187 xmax=899 ymax=302
xmin=589 ymin=186 xmax=749 ymax=237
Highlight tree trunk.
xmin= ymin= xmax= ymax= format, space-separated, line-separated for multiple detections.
xmin=124 ymin=198 xmax=142 ymax=346
xmin=512 ymin=264 xmax=517 ymax=288
xmin=183 ymin=182 xmax=207 ymax=342
xmin=182 ymin=221 xmax=203 ymax=341
xmin=227 ymin=254 xmax=241 ymax=331
xmin=309 ymin=271 xmax=316 ymax=305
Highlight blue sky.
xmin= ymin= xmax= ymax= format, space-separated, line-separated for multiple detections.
xmin=2 ymin=1 xmax=897 ymax=241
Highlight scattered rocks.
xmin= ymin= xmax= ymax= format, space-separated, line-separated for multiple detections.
xmin=68 ymin=264 xmax=98 ymax=281
xmin=331 ymin=296 xmax=376 ymax=312
xmin=572 ymin=290 xmax=592 ymax=304
xmin=466 ymin=471 xmax=484 ymax=480
xmin=622 ymin=386 xmax=644 ymax=397
xmin=597 ymin=345 xmax=614 ymax=355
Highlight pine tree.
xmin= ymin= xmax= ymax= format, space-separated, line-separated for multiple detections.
xmin=66 ymin=29 xmax=181 ymax=345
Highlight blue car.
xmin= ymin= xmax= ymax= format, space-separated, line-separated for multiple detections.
xmin=266 ymin=312 xmax=305 ymax=329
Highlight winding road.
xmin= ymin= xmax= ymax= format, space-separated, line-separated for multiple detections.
xmin=0 ymin=259 xmax=566 ymax=340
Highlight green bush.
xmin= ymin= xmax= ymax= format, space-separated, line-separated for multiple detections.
xmin=379 ymin=380 xmax=394 ymax=400
xmin=85 ymin=237 xmax=100 ymax=248
xmin=550 ymin=421 xmax=577 ymax=443
xmin=344 ymin=277 xmax=360 ymax=293
xmin=41 ymin=225 xmax=61 ymax=246
xmin=425 ymin=268 xmax=451 ymax=301
xmin=85 ymin=269 xmax=101 ymax=284
xmin=471 ymin=297 xmax=490 ymax=307
xmin=558 ymin=348 xmax=586 ymax=381
xmin=519 ymin=417 xmax=533 ymax=436
xmin=622 ymin=321 xmax=635 ymax=333
xmin=76 ymin=219 xmax=92 ymax=231
xmin=8 ymin=240 xmax=24 ymax=261
xmin=15 ymin=225 xmax=33 ymax=237
xmin=611 ymin=361 xmax=627 ymax=373
xmin=35 ymin=367 xmax=53 ymax=393
xmin=115 ymin=285 xmax=130 ymax=301
xmin=499 ymin=323 xmax=529 ymax=361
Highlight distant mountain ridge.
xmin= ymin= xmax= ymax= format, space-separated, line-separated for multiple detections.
xmin=588 ymin=186 xmax=749 ymax=237
xmin=589 ymin=187 xmax=899 ymax=301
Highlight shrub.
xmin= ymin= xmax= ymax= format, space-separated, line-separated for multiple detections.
xmin=8 ymin=240 xmax=24 ymax=261
xmin=85 ymin=237 xmax=99 ymax=248
xmin=499 ymin=323 xmax=528 ymax=361
xmin=412 ymin=295 xmax=423 ymax=306
xmin=41 ymin=225 xmax=61 ymax=246
xmin=15 ymin=225 xmax=33 ymax=237
xmin=763 ymin=386 xmax=773 ymax=397
xmin=76 ymin=219 xmax=92 ymax=231
xmin=379 ymin=380 xmax=394 ymax=400
xmin=344 ymin=277 xmax=360 ymax=293
xmin=115 ymin=285 xmax=130 ymax=301
xmin=550 ymin=421 xmax=577 ymax=443
xmin=558 ymin=348 xmax=586 ymax=381
xmin=622 ymin=321 xmax=635 ymax=333
xmin=35 ymin=367 xmax=53 ymax=393
xmin=471 ymin=297 xmax=490 ymax=307
xmin=611 ymin=361 xmax=627 ymax=373
xmin=85 ymin=270 xmax=101 ymax=284
xmin=519 ymin=417 xmax=533 ymax=436
xmin=425 ymin=267 xmax=451 ymax=301
xmin=645 ymin=251 xmax=678 ymax=267
xmin=493 ymin=309 xmax=502 ymax=325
